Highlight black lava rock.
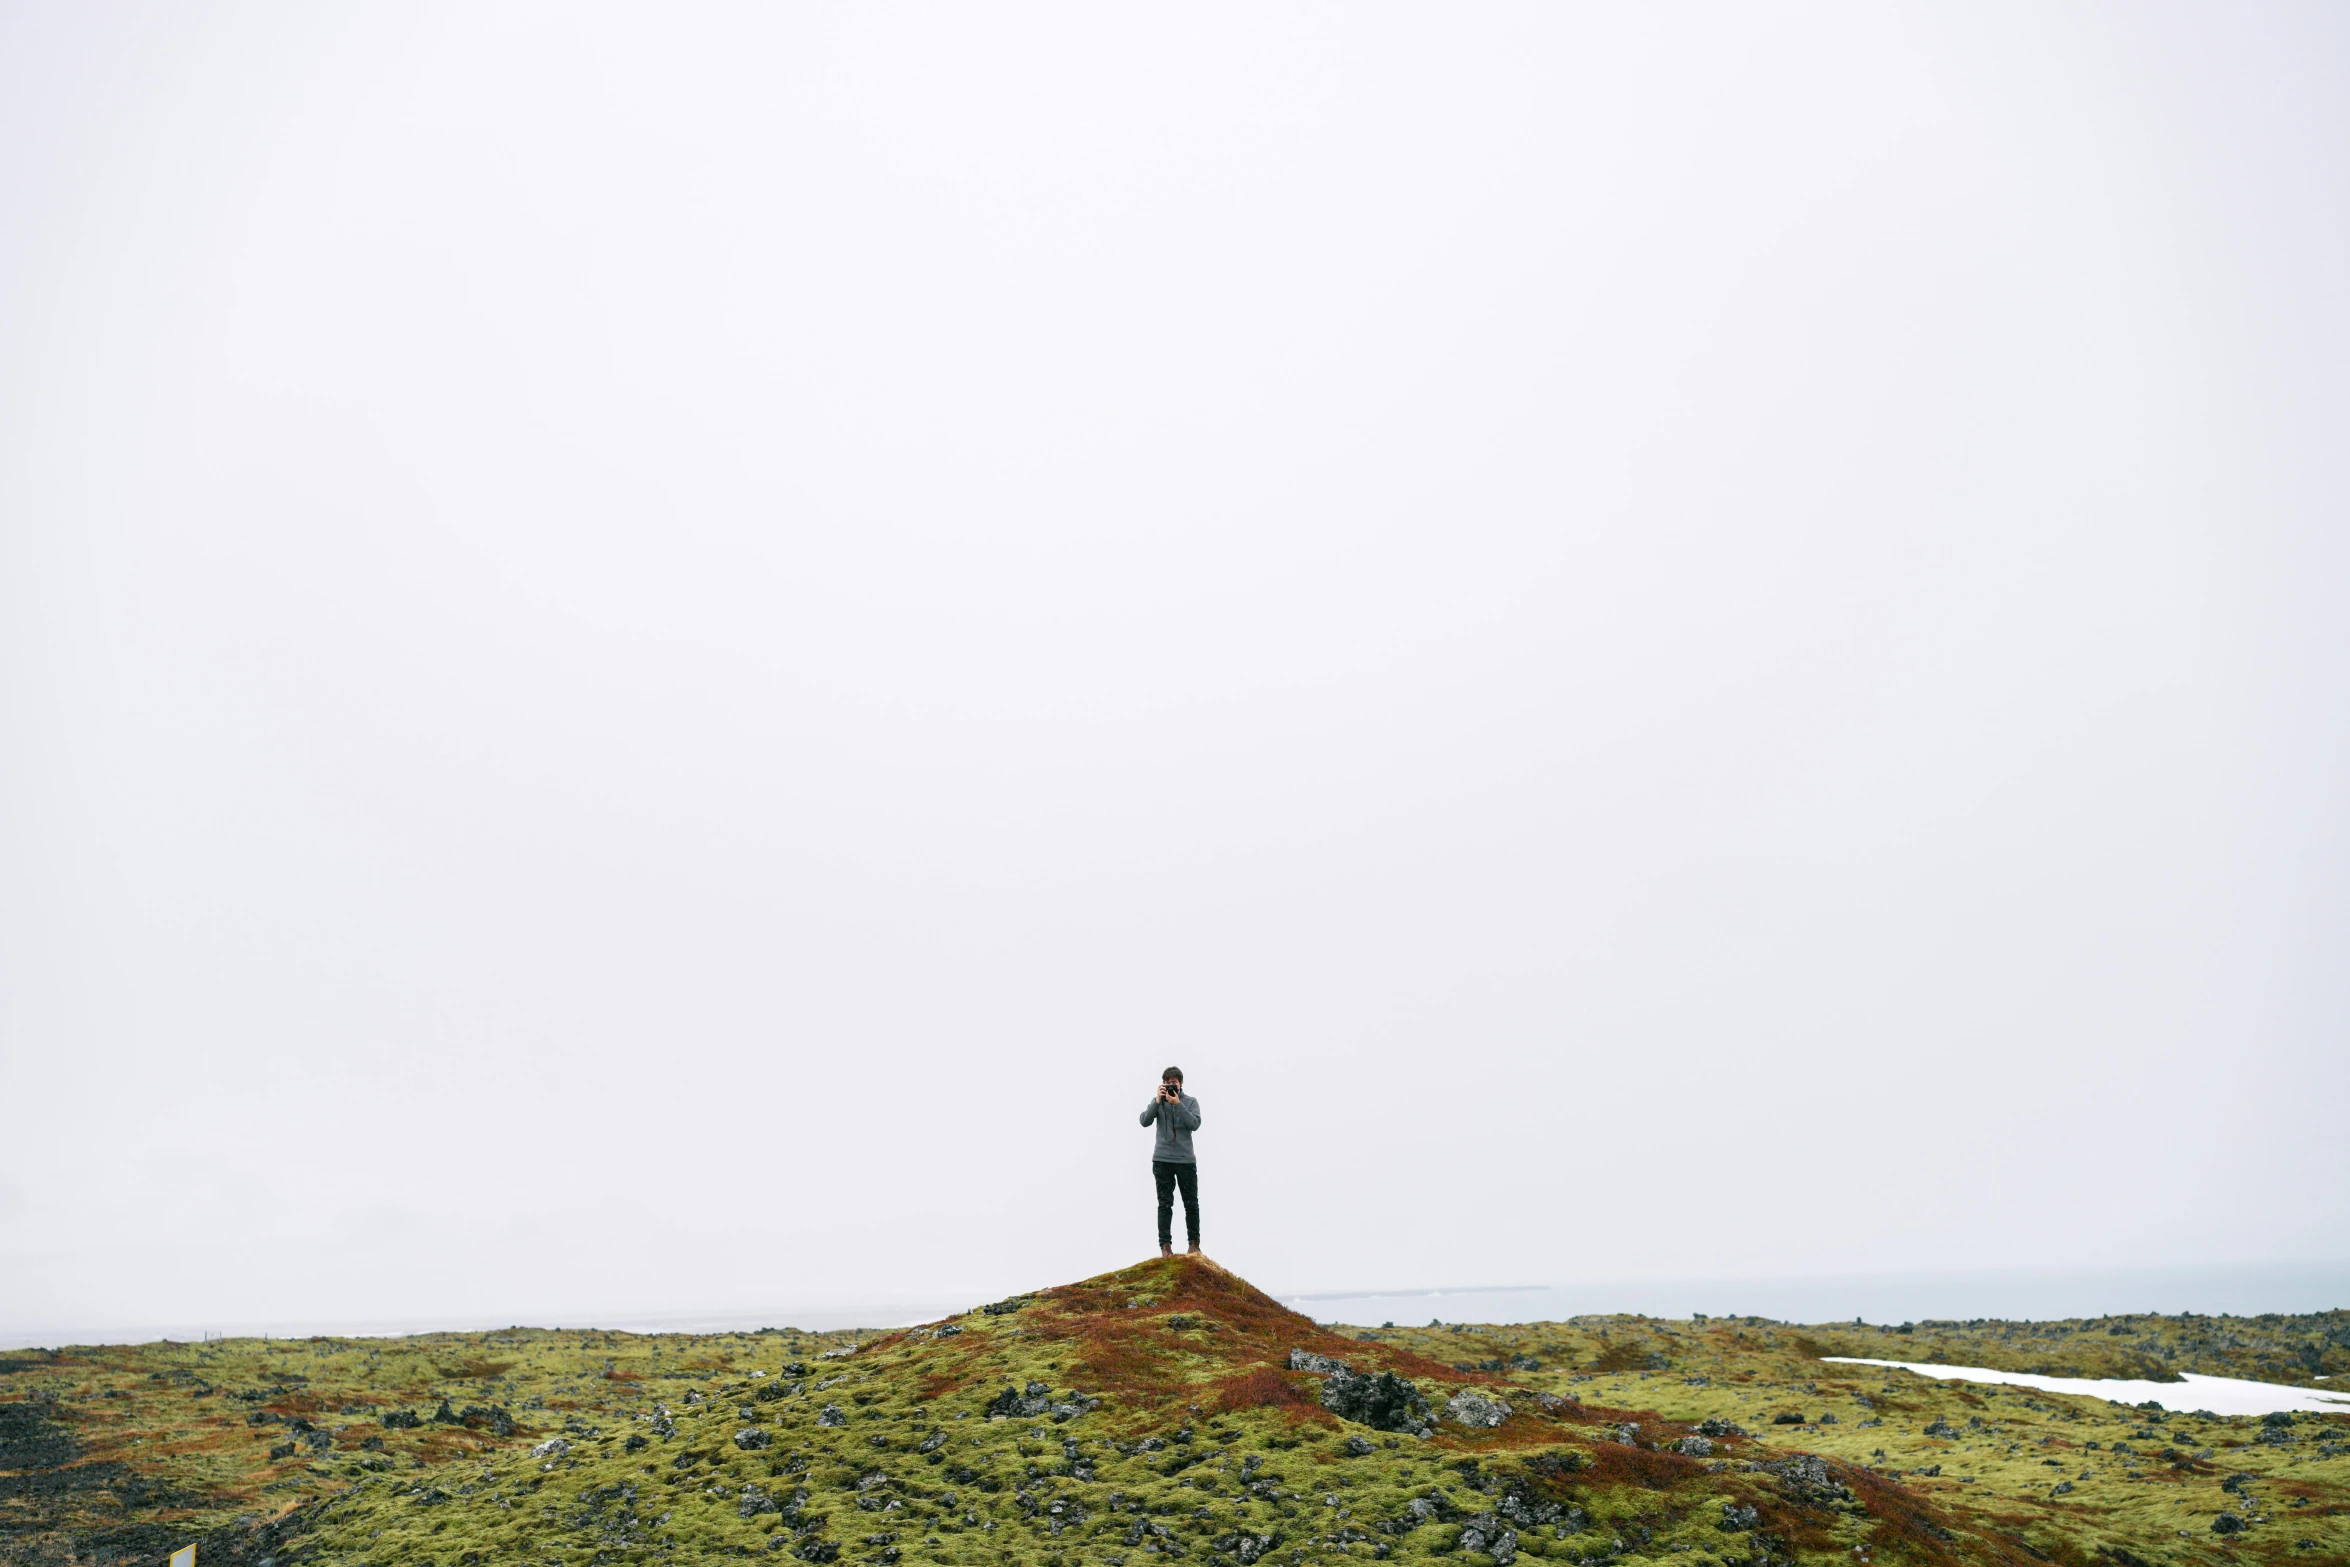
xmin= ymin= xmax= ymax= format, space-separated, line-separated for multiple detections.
xmin=1455 ymin=1512 xmax=1518 ymax=1564
xmin=1764 ymin=1453 xmax=1856 ymax=1509
xmin=1319 ymin=1368 xmax=1432 ymax=1434
xmin=984 ymin=1380 xmax=1055 ymax=1419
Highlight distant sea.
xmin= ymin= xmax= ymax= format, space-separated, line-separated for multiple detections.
xmin=1279 ymin=1260 xmax=2350 ymax=1329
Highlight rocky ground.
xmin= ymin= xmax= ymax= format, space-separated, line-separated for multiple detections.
xmin=1 ymin=1260 xmax=2342 ymax=1567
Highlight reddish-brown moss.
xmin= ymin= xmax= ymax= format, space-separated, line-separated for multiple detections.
xmin=1207 ymin=1367 xmax=1319 ymax=1418
xmin=1587 ymin=1341 xmax=1654 ymax=1374
xmin=1842 ymin=1463 xmax=1998 ymax=1565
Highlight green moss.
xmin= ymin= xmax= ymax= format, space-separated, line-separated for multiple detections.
xmin=5 ymin=1266 xmax=2345 ymax=1566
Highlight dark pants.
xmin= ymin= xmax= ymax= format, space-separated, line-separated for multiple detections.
xmin=1153 ymin=1160 xmax=1200 ymax=1249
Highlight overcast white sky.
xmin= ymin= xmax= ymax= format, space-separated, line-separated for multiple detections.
xmin=3 ymin=3 xmax=2346 ymax=1344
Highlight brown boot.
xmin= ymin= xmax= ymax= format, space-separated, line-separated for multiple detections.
xmin=1160 ymin=1244 xmax=1174 ymax=1258
xmin=1186 ymin=1243 xmax=1202 ymax=1255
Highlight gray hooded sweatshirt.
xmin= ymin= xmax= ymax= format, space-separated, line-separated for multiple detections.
xmin=1140 ymin=1091 xmax=1202 ymax=1164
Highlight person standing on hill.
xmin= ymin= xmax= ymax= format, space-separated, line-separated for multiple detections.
xmin=1140 ymin=1067 xmax=1202 ymax=1257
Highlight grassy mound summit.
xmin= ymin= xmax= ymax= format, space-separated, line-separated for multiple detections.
xmin=3 ymin=1259 xmax=2343 ymax=1566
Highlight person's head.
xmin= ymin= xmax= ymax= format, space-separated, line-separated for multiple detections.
xmin=1162 ymin=1066 xmax=1184 ymax=1091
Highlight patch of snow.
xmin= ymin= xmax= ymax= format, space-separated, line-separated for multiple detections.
xmin=1820 ymin=1358 xmax=2350 ymax=1417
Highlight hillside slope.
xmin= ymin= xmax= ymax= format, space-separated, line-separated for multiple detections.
xmin=204 ymin=1260 xmax=2030 ymax=1567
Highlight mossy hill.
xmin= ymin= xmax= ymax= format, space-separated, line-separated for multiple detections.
xmin=3 ymin=1260 xmax=2344 ymax=1567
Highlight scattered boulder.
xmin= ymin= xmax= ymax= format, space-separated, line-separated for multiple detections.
xmin=1676 ymin=1435 xmax=1713 ymax=1457
xmin=2211 ymin=1513 xmax=2247 ymax=1536
xmin=1455 ymin=1512 xmax=1518 ymax=1564
xmin=1923 ymin=1418 xmax=1960 ymax=1439
xmin=381 ymin=1409 xmax=420 ymax=1430
xmin=736 ymin=1426 xmax=772 ymax=1451
xmin=985 ymin=1380 xmax=1055 ymax=1419
xmin=1443 ymin=1391 xmax=1511 ymax=1430
xmin=980 ymin=1299 xmax=1028 ymax=1317
xmin=1494 ymin=1479 xmax=1561 ymax=1530
xmin=1321 ymin=1368 xmax=1433 ymax=1434
xmin=1344 ymin=1435 xmax=1375 ymax=1456
xmin=1697 ymin=1418 xmax=1744 ymax=1438
xmin=1764 ymin=1453 xmax=1857 ymax=1510
xmin=1772 ymin=1412 xmax=1807 ymax=1426
xmin=817 ymin=1405 xmax=847 ymax=1428
xmin=1287 ymin=1350 xmax=1346 ymax=1375
xmin=1719 ymin=1502 xmax=1760 ymax=1533
xmin=530 ymin=1438 xmax=569 ymax=1461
